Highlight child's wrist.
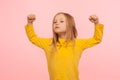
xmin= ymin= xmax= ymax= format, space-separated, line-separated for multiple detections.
xmin=94 ymin=22 xmax=100 ymax=26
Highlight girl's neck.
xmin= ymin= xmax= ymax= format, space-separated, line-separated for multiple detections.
xmin=58 ymin=32 xmax=66 ymax=39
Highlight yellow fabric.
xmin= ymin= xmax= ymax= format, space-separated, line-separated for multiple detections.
xmin=25 ymin=24 xmax=104 ymax=80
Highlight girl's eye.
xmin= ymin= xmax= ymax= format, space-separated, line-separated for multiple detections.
xmin=53 ymin=21 xmax=57 ymax=23
xmin=53 ymin=21 xmax=64 ymax=24
xmin=60 ymin=21 xmax=64 ymax=23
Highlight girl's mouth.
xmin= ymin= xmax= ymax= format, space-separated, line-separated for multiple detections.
xmin=55 ymin=26 xmax=60 ymax=28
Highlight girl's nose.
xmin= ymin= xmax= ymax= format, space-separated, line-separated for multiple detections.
xmin=55 ymin=22 xmax=59 ymax=25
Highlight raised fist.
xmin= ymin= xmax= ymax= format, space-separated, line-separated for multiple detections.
xmin=89 ymin=15 xmax=99 ymax=24
xmin=27 ymin=14 xmax=36 ymax=24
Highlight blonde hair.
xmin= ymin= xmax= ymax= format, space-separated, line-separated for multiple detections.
xmin=51 ymin=12 xmax=78 ymax=50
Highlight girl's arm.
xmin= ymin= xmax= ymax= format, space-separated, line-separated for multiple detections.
xmin=79 ymin=15 xmax=104 ymax=49
xmin=25 ymin=14 xmax=51 ymax=49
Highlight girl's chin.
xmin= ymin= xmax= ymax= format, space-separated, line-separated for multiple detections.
xmin=54 ymin=29 xmax=66 ymax=34
xmin=55 ymin=32 xmax=65 ymax=35
xmin=54 ymin=30 xmax=62 ymax=33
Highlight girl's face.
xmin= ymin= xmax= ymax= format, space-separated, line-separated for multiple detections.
xmin=53 ymin=14 xmax=67 ymax=35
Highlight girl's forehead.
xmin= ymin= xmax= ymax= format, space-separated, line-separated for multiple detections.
xmin=54 ymin=14 xmax=66 ymax=20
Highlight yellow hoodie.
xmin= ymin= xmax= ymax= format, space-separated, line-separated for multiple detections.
xmin=25 ymin=24 xmax=104 ymax=80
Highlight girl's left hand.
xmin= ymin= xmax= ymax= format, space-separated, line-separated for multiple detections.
xmin=89 ymin=15 xmax=99 ymax=25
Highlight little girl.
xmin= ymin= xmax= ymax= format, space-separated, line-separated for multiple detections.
xmin=25 ymin=12 xmax=104 ymax=80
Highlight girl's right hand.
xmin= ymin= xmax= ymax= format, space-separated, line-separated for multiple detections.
xmin=27 ymin=14 xmax=36 ymax=24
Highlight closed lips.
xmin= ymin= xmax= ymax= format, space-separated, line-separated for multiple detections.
xmin=55 ymin=26 xmax=60 ymax=28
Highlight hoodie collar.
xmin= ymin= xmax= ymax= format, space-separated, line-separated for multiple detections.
xmin=56 ymin=38 xmax=73 ymax=46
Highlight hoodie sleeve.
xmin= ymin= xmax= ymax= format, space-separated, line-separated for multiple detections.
xmin=79 ymin=24 xmax=104 ymax=49
xmin=25 ymin=24 xmax=51 ymax=49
